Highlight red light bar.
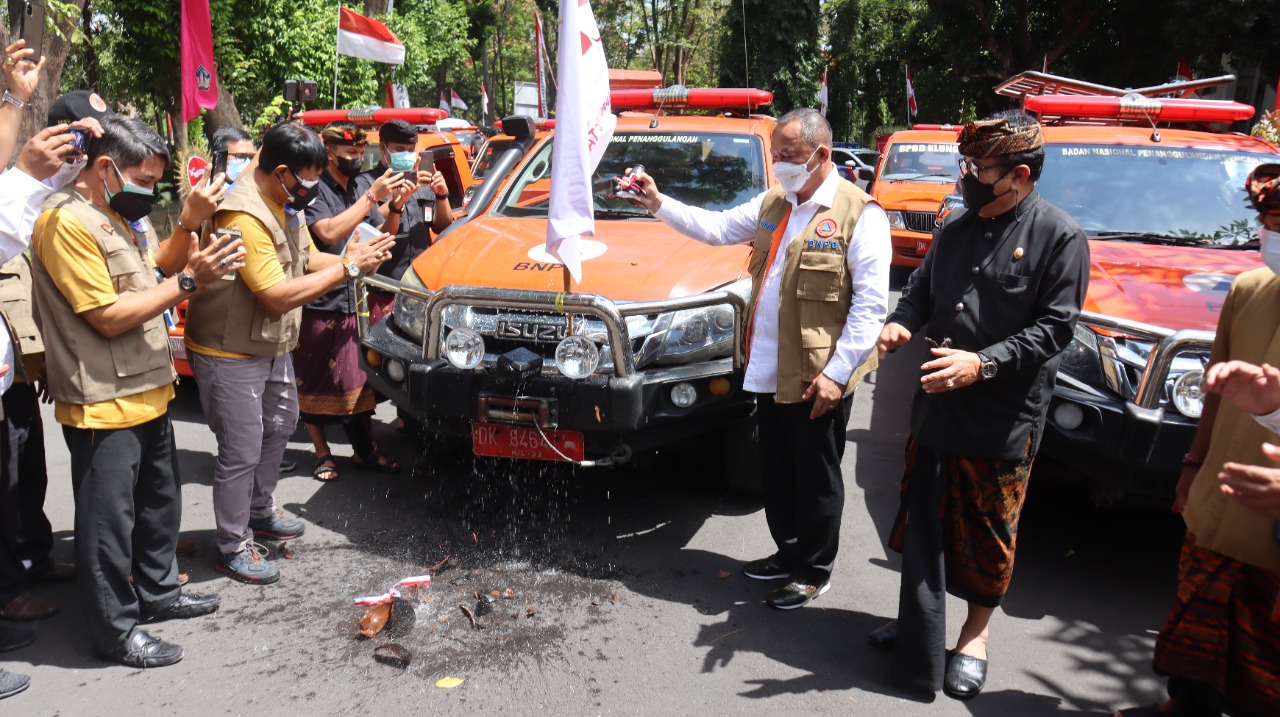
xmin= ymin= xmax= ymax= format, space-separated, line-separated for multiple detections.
xmin=910 ymin=124 xmax=962 ymax=133
xmin=1024 ymin=95 xmax=1255 ymax=123
xmin=609 ymin=87 xmax=773 ymax=110
xmin=298 ymin=108 xmax=449 ymax=126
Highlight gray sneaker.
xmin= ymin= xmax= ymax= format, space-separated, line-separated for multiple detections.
xmin=0 ymin=668 xmax=29 ymax=699
xmin=215 ymin=543 xmax=280 ymax=585
xmin=248 ymin=509 xmax=305 ymax=540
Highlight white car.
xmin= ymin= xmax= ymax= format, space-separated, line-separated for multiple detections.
xmin=831 ymin=147 xmax=879 ymax=191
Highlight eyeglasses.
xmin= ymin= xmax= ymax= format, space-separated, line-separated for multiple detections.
xmin=957 ymin=157 xmax=1009 ymax=178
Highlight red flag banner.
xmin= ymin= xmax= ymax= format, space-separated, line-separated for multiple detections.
xmin=180 ymin=0 xmax=218 ymax=122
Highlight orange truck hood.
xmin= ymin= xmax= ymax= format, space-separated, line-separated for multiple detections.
xmin=874 ymin=180 xmax=956 ymax=211
xmin=1085 ymin=241 xmax=1260 ymax=331
xmin=413 ymin=216 xmax=750 ymax=301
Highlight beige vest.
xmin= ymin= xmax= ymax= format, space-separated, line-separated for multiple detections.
xmin=184 ymin=177 xmax=310 ymax=357
xmin=0 ymin=254 xmax=42 ymax=357
xmin=747 ymin=182 xmax=878 ymax=403
xmin=31 ymin=189 xmax=176 ymax=405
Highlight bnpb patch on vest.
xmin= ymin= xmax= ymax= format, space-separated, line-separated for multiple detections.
xmin=759 ymin=220 xmax=778 ymax=231
xmin=815 ymin=218 xmax=838 ymax=237
xmin=807 ymin=239 xmax=841 ymax=251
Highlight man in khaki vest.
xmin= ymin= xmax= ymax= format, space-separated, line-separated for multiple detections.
xmin=185 ymin=122 xmax=393 ymax=585
xmin=629 ymin=108 xmax=891 ymax=609
xmin=30 ymin=115 xmax=244 ymax=668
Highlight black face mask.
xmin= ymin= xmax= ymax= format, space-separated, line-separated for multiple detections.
xmin=335 ymin=156 xmax=364 ymax=178
xmin=105 ymin=161 xmax=157 ymax=222
xmin=279 ymin=170 xmax=320 ymax=211
xmin=959 ymin=169 xmax=1013 ymax=213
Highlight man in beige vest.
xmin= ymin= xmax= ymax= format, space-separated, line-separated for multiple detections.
xmin=629 ymin=108 xmax=891 ymax=609
xmin=185 ymin=122 xmax=393 ymax=585
xmin=30 ymin=115 xmax=244 ymax=668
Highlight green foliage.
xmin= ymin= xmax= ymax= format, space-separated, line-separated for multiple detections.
xmin=717 ymin=0 xmax=822 ymax=114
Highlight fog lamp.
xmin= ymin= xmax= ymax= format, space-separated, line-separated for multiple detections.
xmin=366 ymin=349 xmax=383 ymax=368
xmin=1053 ymin=402 xmax=1084 ymax=431
xmin=555 ymin=335 xmax=600 ymax=379
xmin=670 ymin=383 xmax=697 ymax=408
xmin=1172 ymin=370 xmax=1204 ymax=418
xmin=444 ymin=327 xmax=485 ymax=369
xmin=708 ymin=377 xmax=731 ymax=396
xmin=385 ymin=359 xmax=406 ymax=383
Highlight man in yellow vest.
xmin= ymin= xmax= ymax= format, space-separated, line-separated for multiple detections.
xmin=30 ymin=115 xmax=245 ymax=668
xmin=185 ymin=122 xmax=393 ymax=585
xmin=629 ymin=108 xmax=891 ymax=609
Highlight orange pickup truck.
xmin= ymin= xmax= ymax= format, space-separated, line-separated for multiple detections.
xmin=870 ymin=126 xmax=962 ymax=268
xmin=945 ymin=72 xmax=1277 ymax=503
xmin=357 ymin=89 xmax=776 ymax=483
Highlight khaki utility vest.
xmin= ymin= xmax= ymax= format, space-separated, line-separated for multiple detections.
xmin=0 ymin=254 xmax=41 ymax=358
xmin=184 ymin=178 xmax=310 ymax=357
xmin=31 ymin=189 xmax=176 ymax=405
xmin=746 ymin=182 xmax=879 ymax=403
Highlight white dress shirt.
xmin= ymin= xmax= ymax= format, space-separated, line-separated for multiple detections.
xmin=654 ymin=170 xmax=891 ymax=394
xmin=1254 ymin=406 xmax=1280 ymax=435
xmin=0 ymin=161 xmax=81 ymax=393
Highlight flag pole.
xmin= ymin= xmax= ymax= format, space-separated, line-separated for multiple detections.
xmin=332 ymin=3 xmax=341 ymax=109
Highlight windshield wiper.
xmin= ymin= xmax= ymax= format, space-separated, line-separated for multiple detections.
xmin=593 ymin=208 xmax=653 ymax=219
xmin=1093 ymin=232 xmax=1208 ymax=247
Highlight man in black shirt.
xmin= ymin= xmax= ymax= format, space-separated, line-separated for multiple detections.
xmin=872 ymin=110 xmax=1090 ymax=699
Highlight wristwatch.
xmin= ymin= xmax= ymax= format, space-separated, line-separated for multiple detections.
xmin=977 ymin=352 xmax=998 ymax=380
xmin=341 ymin=256 xmax=361 ymax=279
xmin=176 ymin=271 xmax=198 ymax=293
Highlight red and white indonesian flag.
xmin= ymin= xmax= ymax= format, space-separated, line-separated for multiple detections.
xmin=906 ymin=66 xmax=918 ymax=117
xmin=180 ymin=0 xmax=218 ymax=122
xmin=546 ymin=0 xmax=615 ymax=283
xmin=438 ymin=91 xmax=450 ymax=115
xmin=819 ymin=67 xmax=829 ymax=117
xmin=337 ymin=6 xmax=405 ymax=65
xmin=450 ymin=89 xmax=468 ymax=110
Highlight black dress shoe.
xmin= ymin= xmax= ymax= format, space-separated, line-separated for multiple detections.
xmin=742 ymin=553 xmax=791 ymax=581
xmin=139 ymin=593 xmax=220 ymax=624
xmin=98 ymin=629 xmax=183 ymax=668
xmin=765 ymin=579 xmax=830 ymax=609
xmin=868 ymin=620 xmax=898 ymax=650
xmin=0 ymin=624 xmax=35 ymax=652
xmin=943 ymin=652 xmax=988 ymax=699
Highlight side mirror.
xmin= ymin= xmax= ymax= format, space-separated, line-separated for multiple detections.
xmin=844 ymin=160 xmax=855 ymax=167
xmin=857 ymin=167 xmax=874 ymax=182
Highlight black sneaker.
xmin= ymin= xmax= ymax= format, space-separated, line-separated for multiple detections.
xmin=742 ymin=553 xmax=791 ymax=580
xmin=766 ymin=579 xmax=830 ymax=609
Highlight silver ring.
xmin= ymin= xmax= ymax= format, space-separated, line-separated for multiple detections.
xmin=945 ymin=378 xmax=955 ymax=388
xmin=219 ymin=259 xmax=228 ymax=268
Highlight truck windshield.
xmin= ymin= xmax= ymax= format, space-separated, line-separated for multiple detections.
xmin=494 ymin=131 xmax=766 ymax=217
xmin=1038 ymin=143 xmax=1273 ymax=244
xmin=881 ymin=142 xmax=960 ymax=182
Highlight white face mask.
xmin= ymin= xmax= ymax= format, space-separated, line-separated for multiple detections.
xmin=773 ymin=147 xmax=819 ymax=194
xmin=1260 ymin=227 xmax=1280 ymax=274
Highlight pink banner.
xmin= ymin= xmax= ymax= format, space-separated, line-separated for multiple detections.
xmin=180 ymin=0 xmax=218 ymax=122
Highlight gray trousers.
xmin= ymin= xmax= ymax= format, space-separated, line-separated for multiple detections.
xmin=191 ymin=352 xmax=298 ymax=555
xmin=64 ymin=415 xmax=182 ymax=653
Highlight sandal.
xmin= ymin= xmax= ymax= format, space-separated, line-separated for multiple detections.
xmin=312 ymin=454 xmax=340 ymax=482
xmin=354 ymin=448 xmax=401 ymax=474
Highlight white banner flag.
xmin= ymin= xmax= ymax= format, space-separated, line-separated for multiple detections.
xmin=545 ymin=0 xmax=615 ymax=282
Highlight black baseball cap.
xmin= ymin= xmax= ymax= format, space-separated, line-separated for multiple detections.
xmin=47 ymin=90 xmax=114 ymax=126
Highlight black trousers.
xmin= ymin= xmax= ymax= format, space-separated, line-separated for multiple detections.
xmin=64 ymin=415 xmax=182 ymax=653
xmin=0 ymin=382 xmax=52 ymax=605
xmin=890 ymin=444 xmax=949 ymax=692
xmin=754 ymin=392 xmax=854 ymax=585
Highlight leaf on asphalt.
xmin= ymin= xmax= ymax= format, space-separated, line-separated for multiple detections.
xmin=591 ymin=597 xmax=601 ymax=606
xmin=715 ymin=569 xmax=732 ymax=579
xmin=501 ymin=587 xmax=515 ymax=599
xmin=610 ymin=594 xmax=619 ymax=603
xmin=277 ymin=542 xmax=297 ymax=559
xmin=526 ymin=606 xmax=538 ymax=618
xmin=436 ymin=676 xmax=465 ymax=689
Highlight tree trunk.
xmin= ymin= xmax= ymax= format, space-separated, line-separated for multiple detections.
xmin=205 ymin=81 xmax=245 ymax=134
xmin=364 ymin=0 xmax=392 ymax=15
xmin=0 ymin=0 xmax=88 ymax=149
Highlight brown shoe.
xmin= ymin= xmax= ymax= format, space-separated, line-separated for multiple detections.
xmin=28 ymin=562 xmax=75 ymax=584
xmin=0 ymin=592 xmax=58 ymax=621
xmin=176 ymin=539 xmax=197 ymax=557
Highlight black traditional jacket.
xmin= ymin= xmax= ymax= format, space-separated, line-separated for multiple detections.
xmin=888 ymin=190 xmax=1090 ymax=459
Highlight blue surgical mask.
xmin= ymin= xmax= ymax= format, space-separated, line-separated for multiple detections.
xmin=226 ymin=157 xmax=250 ymax=183
xmin=389 ymin=151 xmax=416 ymax=173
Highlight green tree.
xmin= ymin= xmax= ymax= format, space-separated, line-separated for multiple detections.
xmin=716 ymin=0 xmax=822 ymax=115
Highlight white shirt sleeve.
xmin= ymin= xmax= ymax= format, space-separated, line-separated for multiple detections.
xmin=822 ymin=202 xmax=892 ymax=386
xmin=1254 ymin=406 xmax=1280 ymax=435
xmin=652 ymin=192 xmax=766 ymax=246
xmin=0 ymin=167 xmax=58 ymax=266
xmin=47 ymin=160 xmax=83 ymax=190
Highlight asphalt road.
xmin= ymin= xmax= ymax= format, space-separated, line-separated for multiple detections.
xmin=7 ymin=284 xmax=1186 ymax=717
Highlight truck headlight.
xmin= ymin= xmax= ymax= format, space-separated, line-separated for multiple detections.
xmin=1171 ymin=369 xmax=1204 ymax=418
xmin=886 ymin=210 xmax=906 ymax=230
xmin=444 ymin=327 xmax=485 ymax=369
xmin=1058 ymin=324 xmax=1107 ymax=386
xmin=556 ymin=335 xmax=600 ymax=378
xmin=652 ymin=278 xmax=748 ymax=365
xmin=391 ymin=269 xmax=429 ymax=343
